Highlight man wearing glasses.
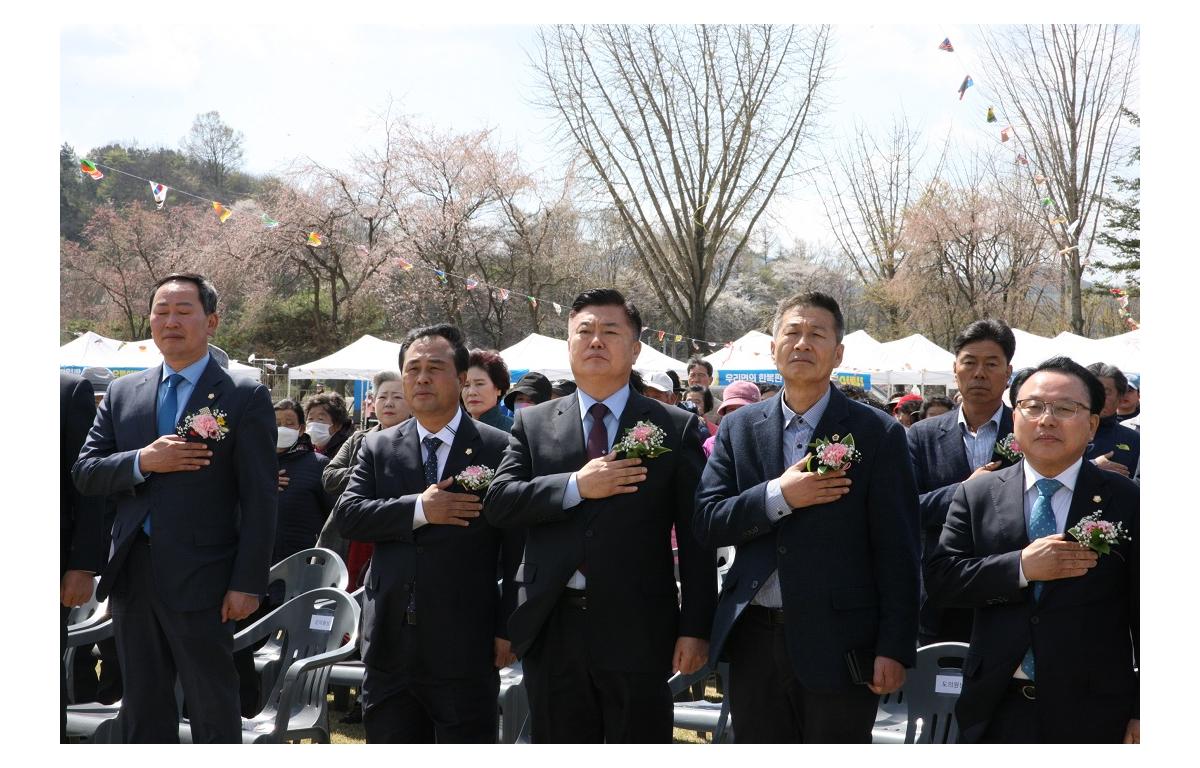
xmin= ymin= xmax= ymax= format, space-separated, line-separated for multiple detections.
xmin=927 ymin=356 xmax=1139 ymax=743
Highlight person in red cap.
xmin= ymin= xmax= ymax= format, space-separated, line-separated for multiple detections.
xmin=702 ymin=381 xmax=761 ymax=458
xmin=892 ymin=393 xmax=924 ymax=428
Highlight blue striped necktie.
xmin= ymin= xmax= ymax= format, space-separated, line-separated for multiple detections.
xmin=1021 ymin=477 xmax=1063 ymax=679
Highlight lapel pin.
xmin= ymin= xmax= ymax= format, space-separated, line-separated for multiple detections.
xmin=465 ymin=448 xmax=473 ymax=455
xmin=208 ymin=393 xmax=215 ymax=400
xmin=1092 ymin=495 xmax=1102 ymax=503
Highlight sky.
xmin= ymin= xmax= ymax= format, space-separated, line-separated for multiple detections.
xmin=58 ymin=22 xmax=1035 ymax=251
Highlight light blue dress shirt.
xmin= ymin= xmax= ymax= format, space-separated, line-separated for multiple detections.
xmin=133 ymin=352 xmax=211 ymax=483
xmin=755 ymin=386 xmax=832 ymax=608
xmin=562 ymin=385 xmax=631 ymax=589
xmin=958 ymin=404 xmax=1004 ymax=471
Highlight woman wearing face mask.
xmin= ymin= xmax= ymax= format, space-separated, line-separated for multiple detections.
xmin=273 ymin=399 xmax=336 ymax=566
xmin=462 ymin=348 xmax=513 ymax=432
xmin=302 ymin=391 xmax=355 ymax=459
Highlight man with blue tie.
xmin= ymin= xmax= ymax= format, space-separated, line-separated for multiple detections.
xmin=73 ymin=273 xmax=277 ymax=742
xmin=926 ymin=357 xmax=1139 ymax=743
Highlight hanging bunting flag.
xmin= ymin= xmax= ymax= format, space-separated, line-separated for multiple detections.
xmin=1000 ymin=127 xmax=1011 ymax=143
xmin=552 ymin=302 xmax=562 ymax=315
xmin=212 ymin=201 xmax=233 ymax=223
xmin=1033 ymin=174 xmax=1047 ymax=184
xmin=1066 ymin=218 xmax=1081 ymax=234
xmin=434 ymin=269 xmax=448 ymax=284
xmin=261 ymin=213 xmax=280 ymax=228
xmin=1049 ymin=215 xmax=1068 ymax=225
xmin=938 ymin=38 xmax=954 ymax=52
xmin=527 ymin=296 xmax=538 ymax=309
xmin=691 ymin=340 xmax=700 ymax=351
xmin=79 ymin=159 xmax=104 ymax=180
xmin=656 ymin=330 xmax=666 ymax=342
xmin=1040 ymin=197 xmax=1054 ymax=208
xmin=497 ymin=288 xmax=509 ymax=302
xmin=307 ymin=231 xmax=323 ymax=247
xmin=958 ymin=75 xmax=973 ymax=100
xmin=396 ymin=256 xmax=414 ymax=271
xmin=1016 ymin=155 xmax=1029 ymax=166
xmin=1058 ymin=245 xmax=1079 ymax=255
xmin=986 ymin=107 xmax=996 ymax=123
xmin=673 ymin=334 xmax=683 ymax=343
xmin=465 ymin=276 xmax=479 ymax=290
xmin=149 ymin=181 xmax=168 ymax=210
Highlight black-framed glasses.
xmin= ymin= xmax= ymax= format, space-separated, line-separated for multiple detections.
xmin=1014 ymin=398 xmax=1089 ymax=420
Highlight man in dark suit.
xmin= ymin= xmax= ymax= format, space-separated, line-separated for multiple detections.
xmin=334 ymin=324 xmax=521 ymax=743
xmin=926 ymin=356 xmax=1138 ymax=743
xmin=907 ymin=319 xmax=1016 ymax=644
xmin=484 ymin=288 xmax=716 ymax=743
xmin=73 ymin=273 xmax=277 ymax=743
xmin=694 ymin=291 xmax=920 ymax=743
xmin=60 ymin=372 xmax=107 ymax=741
xmin=1085 ymin=362 xmax=1141 ymax=479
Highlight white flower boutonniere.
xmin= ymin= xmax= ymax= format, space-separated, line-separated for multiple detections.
xmin=455 ymin=465 xmax=495 ymax=492
xmin=1068 ymin=511 xmax=1132 ymax=556
xmin=615 ymin=421 xmax=671 ymax=459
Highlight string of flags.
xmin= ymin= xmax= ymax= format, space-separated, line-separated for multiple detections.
xmin=74 ymin=156 xmax=738 ymax=352
xmin=1108 ymin=288 xmax=1139 ymax=330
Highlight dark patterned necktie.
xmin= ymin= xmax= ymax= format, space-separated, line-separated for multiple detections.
xmin=422 ymin=435 xmax=442 ymax=486
xmin=586 ymin=403 xmax=610 ymax=459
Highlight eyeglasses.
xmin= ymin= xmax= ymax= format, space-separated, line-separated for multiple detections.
xmin=1014 ymin=399 xmax=1090 ymax=420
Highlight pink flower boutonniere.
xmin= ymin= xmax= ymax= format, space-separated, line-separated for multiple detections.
xmin=455 ymin=465 xmax=495 ymax=492
xmin=1068 ymin=511 xmax=1132 ymax=556
xmin=806 ymin=433 xmax=862 ymax=474
xmin=994 ymin=434 xmax=1023 ymax=463
xmin=615 ymin=421 xmax=671 ymax=459
xmin=178 ymin=407 xmax=229 ymax=442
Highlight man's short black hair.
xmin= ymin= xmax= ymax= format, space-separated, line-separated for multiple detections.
xmin=686 ymin=356 xmax=713 ymax=378
xmin=569 ymin=288 xmax=642 ymax=336
xmin=1086 ymin=362 xmax=1129 ymax=398
xmin=1009 ymin=357 xmax=1106 ymax=415
xmin=150 ymin=272 xmax=219 ymax=315
xmin=399 ymin=323 xmax=470 ymax=374
xmin=771 ymin=291 xmax=845 ymax=343
xmin=952 ymin=319 xmax=1016 ymax=363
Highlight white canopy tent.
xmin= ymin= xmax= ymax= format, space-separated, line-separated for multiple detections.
xmin=862 ymin=334 xmax=956 ymax=386
xmin=287 ymin=334 xmax=402 ymax=381
xmin=499 ymin=332 xmax=689 ymax=382
xmin=60 ymin=332 xmax=261 ymax=382
xmin=1009 ymin=329 xmax=1061 ymax=372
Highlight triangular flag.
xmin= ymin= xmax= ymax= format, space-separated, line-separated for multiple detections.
xmin=1049 ymin=215 xmax=1067 ymax=225
xmin=79 ymin=159 xmax=104 ymax=180
xmin=307 ymin=231 xmax=323 ymax=247
xmin=1040 ymin=197 xmax=1054 ymax=208
xmin=1000 ymin=127 xmax=1011 ymax=143
xmin=958 ymin=75 xmax=973 ymax=100
xmin=1066 ymin=218 xmax=1081 ymax=234
xmin=986 ymin=107 xmax=996 ymax=123
xmin=1033 ymin=174 xmax=1047 ymax=184
xmin=938 ymin=38 xmax=954 ymax=52
xmin=396 ymin=257 xmax=414 ymax=271
xmin=149 ymin=181 xmax=168 ymax=210
xmin=261 ymin=214 xmax=280 ymax=228
xmin=1058 ymin=245 xmax=1079 ymax=255
xmin=434 ymin=269 xmax=448 ymax=284
xmin=552 ymin=302 xmax=562 ymax=315
xmin=527 ymin=296 xmax=538 ymax=308
xmin=673 ymin=334 xmax=683 ymax=343
xmin=656 ymin=330 xmax=666 ymax=342
xmin=465 ymin=276 xmax=479 ymax=291
xmin=212 ymin=201 xmax=232 ymax=223
xmin=691 ymin=340 xmax=700 ymax=351
xmin=497 ymin=288 xmax=509 ymax=301
xmin=1016 ymin=155 xmax=1028 ymax=165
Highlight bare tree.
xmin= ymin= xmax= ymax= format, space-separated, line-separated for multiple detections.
xmin=819 ymin=116 xmax=939 ymax=335
xmin=978 ymin=24 xmax=1138 ymax=333
xmin=535 ymin=24 xmax=831 ymax=338
xmin=181 ymin=111 xmax=245 ymax=195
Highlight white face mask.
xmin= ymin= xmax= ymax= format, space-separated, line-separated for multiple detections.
xmin=306 ymin=421 xmax=332 ymax=447
xmin=276 ymin=427 xmax=300 ymax=451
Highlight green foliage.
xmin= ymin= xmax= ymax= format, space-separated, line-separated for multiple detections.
xmin=1095 ymin=108 xmax=1140 ymax=293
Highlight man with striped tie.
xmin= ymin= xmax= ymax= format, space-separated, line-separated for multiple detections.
xmin=333 ymin=324 xmax=520 ymax=743
xmin=927 ymin=357 xmax=1139 ymax=743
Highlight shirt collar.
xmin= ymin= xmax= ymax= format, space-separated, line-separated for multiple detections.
xmin=1023 ymin=456 xmax=1084 ymax=494
xmin=577 ymin=384 xmax=631 ymax=422
xmin=780 ymin=384 xmax=832 ymax=429
xmin=957 ymin=403 xmax=1004 ymax=433
xmin=163 ymin=352 xmax=211 ymax=386
xmin=416 ymin=407 xmax=464 ymax=446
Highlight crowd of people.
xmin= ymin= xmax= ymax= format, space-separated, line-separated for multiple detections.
xmin=60 ymin=271 xmax=1139 ymax=744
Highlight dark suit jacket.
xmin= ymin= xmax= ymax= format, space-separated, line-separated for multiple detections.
xmin=333 ymin=413 xmax=522 ymax=680
xmin=907 ymin=405 xmax=1014 ymax=639
xmin=694 ymin=384 xmax=921 ymax=690
xmin=483 ymin=387 xmax=717 ymax=676
xmin=72 ymin=358 xmax=278 ymax=611
xmin=1086 ymin=415 xmax=1141 ymax=477
xmin=61 ymin=373 xmax=106 ymax=577
xmin=925 ymin=459 xmax=1139 ymax=742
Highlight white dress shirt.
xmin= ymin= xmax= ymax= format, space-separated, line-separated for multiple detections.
xmin=411 ymin=408 xmax=464 ymax=531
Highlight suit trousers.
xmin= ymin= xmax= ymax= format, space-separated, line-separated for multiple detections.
xmin=361 ymin=673 xmax=500 ymax=743
xmin=726 ymin=606 xmax=880 ymax=743
xmin=521 ymin=595 xmax=673 ymax=743
xmin=110 ymin=537 xmax=241 ymax=743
